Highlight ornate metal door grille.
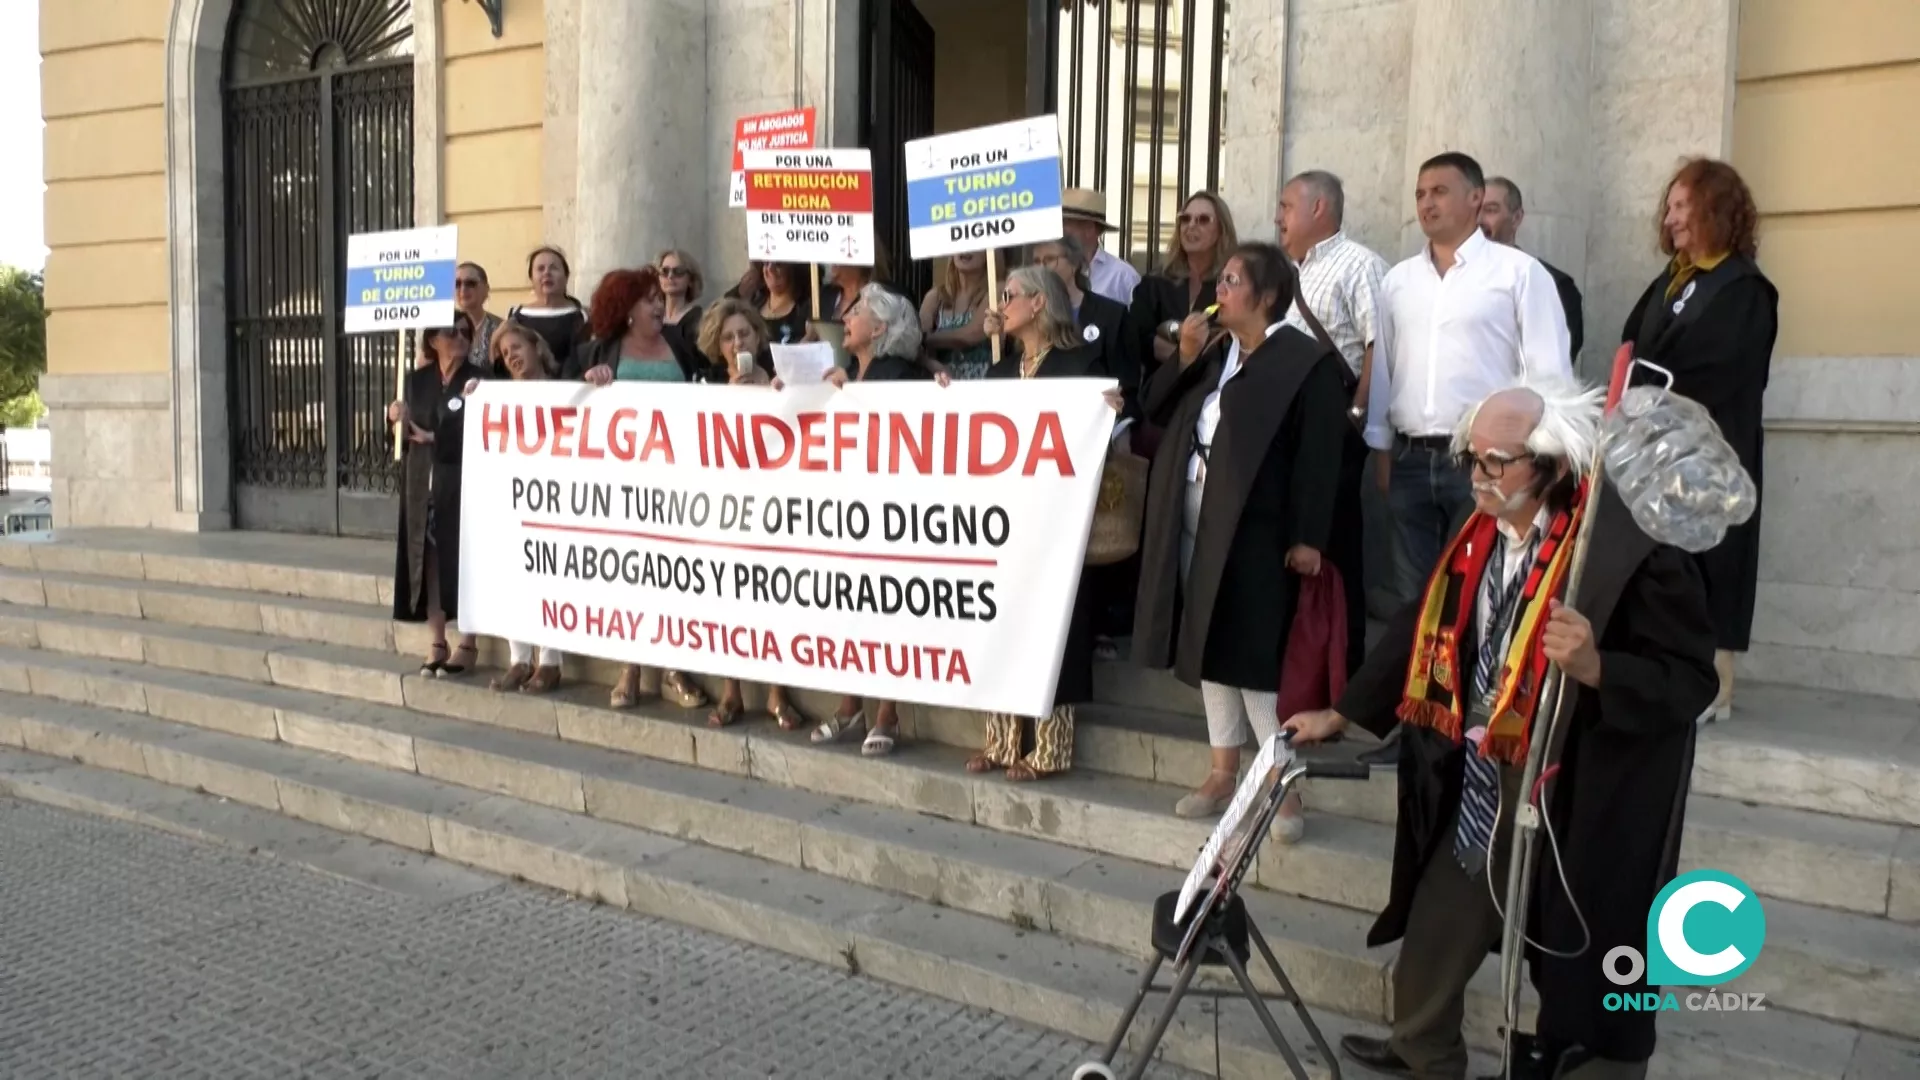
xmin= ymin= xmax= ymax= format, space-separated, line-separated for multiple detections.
xmin=224 ymin=0 xmax=413 ymax=536
xmin=1054 ymin=0 xmax=1230 ymax=270
xmin=860 ymin=0 xmax=937 ymax=305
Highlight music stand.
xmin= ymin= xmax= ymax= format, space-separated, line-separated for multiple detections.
xmin=1080 ymin=743 xmax=1372 ymax=1080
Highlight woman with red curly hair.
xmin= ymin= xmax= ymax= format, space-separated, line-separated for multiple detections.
xmin=1623 ymin=157 xmax=1778 ymax=724
xmin=571 ymin=266 xmax=714 ymax=712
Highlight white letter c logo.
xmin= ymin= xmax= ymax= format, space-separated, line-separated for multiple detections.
xmin=1658 ymin=879 xmax=1747 ymax=978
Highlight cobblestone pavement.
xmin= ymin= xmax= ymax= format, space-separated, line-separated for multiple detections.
xmin=0 ymin=798 xmax=1206 ymax=1080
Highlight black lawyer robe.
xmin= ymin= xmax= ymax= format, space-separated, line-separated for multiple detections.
xmin=1127 ymin=272 xmax=1217 ymax=425
xmin=1132 ymin=325 xmax=1355 ymax=691
xmin=1336 ymin=485 xmax=1718 ymax=1063
xmin=393 ymin=358 xmax=485 ymax=622
xmin=1623 ymin=254 xmax=1777 ymax=650
xmin=987 ymin=340 xmax=1108 ymax=706
xmin=1076 ymin=290 xmax=1137 ymax=405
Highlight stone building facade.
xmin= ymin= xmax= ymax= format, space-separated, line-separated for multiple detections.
xmin=36 ymin=0 xmax=1920 ymax=697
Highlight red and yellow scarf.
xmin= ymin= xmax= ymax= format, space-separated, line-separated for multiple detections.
xmin=1397 ymin=484 xmax=1586 ymax=765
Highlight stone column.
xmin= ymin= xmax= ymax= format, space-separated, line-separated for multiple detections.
xmin=573 ymin=0 xmax=709 ymax=294
xmin=1401 ymin=0 xmax=1593 ymax=292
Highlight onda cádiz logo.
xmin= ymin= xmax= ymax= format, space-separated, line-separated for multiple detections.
xmin=1601 ymin=869 xmax=1769 ymax=1014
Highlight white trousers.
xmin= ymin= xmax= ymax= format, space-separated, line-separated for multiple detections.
xmin=1180 ymin=478 xmax=1204 ymax=583
xmin=508 ymin=641 xmax=565 ymax=667
xmin=1201 ymin=681 xmax=1281 ymax=751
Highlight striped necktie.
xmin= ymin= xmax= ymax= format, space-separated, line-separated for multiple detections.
xmin=1455 ymin=537 xmax=1534 ymax=873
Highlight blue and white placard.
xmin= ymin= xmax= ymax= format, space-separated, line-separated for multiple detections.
xmin=904 ymin=116 xmax=1063 ymax=260
xmin=344 ymin=225 xmax=458 ymax=333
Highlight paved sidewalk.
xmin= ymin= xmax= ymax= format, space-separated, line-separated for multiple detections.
xmin=0 ymin=797 xmax=1204 ymax=1080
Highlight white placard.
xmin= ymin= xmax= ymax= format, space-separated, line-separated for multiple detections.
xmin=771 ymin=342 xmax=839 ymax=386
xmin=457 ymin=379 xmax=1119 ymax=717
xmin=1174 ymin=734 xmax=1296 ymax=924
xmin=904 ymin=116 xmax=1064 ymax=260
xmin=344 ymin=225 xmax=458 ymax=333
xmin=744 ymin=148 xmax=875 ymax=266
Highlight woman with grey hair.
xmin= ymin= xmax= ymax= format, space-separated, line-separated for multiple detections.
xmin=973 ymin=267 xmax=1121 ymax=779
xmin=810 ymin=283 xmax=936 ymax=754
xmin=1031 ymin=236 xmax=1135 ymax=403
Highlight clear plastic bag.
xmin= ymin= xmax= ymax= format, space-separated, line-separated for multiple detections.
xmin=1601 ymin=386 xmax=1757 ymax=553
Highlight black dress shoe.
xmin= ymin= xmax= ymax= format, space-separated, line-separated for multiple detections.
xmin=1339 ymin=1034 xmax=1413 ymax=1077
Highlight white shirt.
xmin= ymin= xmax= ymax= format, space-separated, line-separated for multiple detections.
xmin=1088 ymin=246 xmax=1143 ymax=308
xmin=1374 ymin=228 xmax=1573 ymax=447
xmin=1188 ymin=322 xmax=1286 ymax=483
xmin=1472 ymin=506 xmax=1551 ymax=704
xmin=1284 ymin=231 xmax=1388 ymax=381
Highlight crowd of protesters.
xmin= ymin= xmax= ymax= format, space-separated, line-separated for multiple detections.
xmin=389 ymin=151 xmax=1774 ymax=842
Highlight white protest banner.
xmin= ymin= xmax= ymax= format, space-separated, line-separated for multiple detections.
xmin=730 ymin=107 xmax=817 ymax=208
xmin=457 ymin=379 xmax=1116 ymax=716
xmin=344 ymin=225 xmax=458 ymax=333
xmin=904 ymin=115 xmax=1063 ymax=260
xmin=744 ymin=148 xmax=875 ymax=266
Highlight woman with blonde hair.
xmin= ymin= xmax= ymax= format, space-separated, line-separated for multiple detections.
xmin=1129 ymin=191 xmax=1238 ymax=399
xmin=973 ymin=267 xmax=1121 ymax=779
xmin=657 ymin=248 xmax=706 ymax=354
xmin=918 ymin=249 xmax=999 ymax=380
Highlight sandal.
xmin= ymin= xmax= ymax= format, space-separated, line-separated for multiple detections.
xmin=490 ymin=663 xmax=531 ymax=692
xmin=441 ymin=642 xmax=477 ymax=677
xmin=1005 ymin=763 xmax=1053 ymax=782
xmin=861 ymin=725 xmax=897 ymax=757
xmin=610 ymin=668 xmax=641 ymax=709
xmin=523 ymin=666 xmax=562 ymax=694
xmin=965 ymin=753 xmax=1000 ymax=774
xmin=811 ymin=710 xmax=864 ymax=745
xmin=661 ymin=671 xmax=709 ymax=710
xmin=770 ymin=701 xmax=809 ymax=732
xmin=708 ymin=698 xmax=743 ymax=728
xmin=420 ymin=641 xmax=448 ymax=677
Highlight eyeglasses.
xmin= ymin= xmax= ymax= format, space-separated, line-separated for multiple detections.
xmin=1218 ymin=271 xmax=1246 ymax=288
xmin=1454 ymin=450 xmax=1533 ymax=478
xmin=659 ymin=266 xmax=690 ymax=279
xmin=1177 ymin=212 xmax=1216 ymax=226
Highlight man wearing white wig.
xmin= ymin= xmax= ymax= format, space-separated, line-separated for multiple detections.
xmin=1286 ymin=375 xmax=1718 ymax=1079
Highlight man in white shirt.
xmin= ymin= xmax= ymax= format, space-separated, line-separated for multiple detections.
xmin=1375 ymin=151 xmax=1573 ymax=605
xmin=1062 ymin=187 xmax=1143 ymax=308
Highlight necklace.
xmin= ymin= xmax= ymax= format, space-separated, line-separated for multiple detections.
xmin=1020 ymin=346 xmax=1050 ymax=379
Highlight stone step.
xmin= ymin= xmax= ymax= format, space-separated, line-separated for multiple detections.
xmin=4 ymin=632 xmax=1914 ymax=928
xmin=0 ymin=701 xmax=1899 ymax=1079
xmin=4 ymin=640 xmax=1919 ymax=1049
xmin=10 ymin=538 xmax=1918 ymax=828
xmin=0 ymin=715 xmax=1395 ymax=1080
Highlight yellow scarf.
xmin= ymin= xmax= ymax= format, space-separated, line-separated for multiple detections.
xmin=1397 ymin=486 xmax=1585 ymax=765
xmin=1665 ymin=251 xmax=1729 ymax=301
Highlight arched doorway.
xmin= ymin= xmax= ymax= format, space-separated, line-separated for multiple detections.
xmin=223 ymin=0 xmax=415 ymax=536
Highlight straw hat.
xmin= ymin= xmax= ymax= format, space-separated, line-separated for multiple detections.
xmin=1062 ymin=188 xmax=1118 ymax=231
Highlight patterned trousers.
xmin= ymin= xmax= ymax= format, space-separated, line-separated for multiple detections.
xmin=979 ymin=706 xmax=1076 ymax=774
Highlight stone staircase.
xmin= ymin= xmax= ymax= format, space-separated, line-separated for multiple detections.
xmin=0 ymin=529 xmax=1915 ymax=1079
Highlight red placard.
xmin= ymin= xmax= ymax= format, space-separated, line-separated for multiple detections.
xmin=743 ymin=169 xmax=875 ymax=215
xmin=733 ymin=108 xmax=818 ymax=171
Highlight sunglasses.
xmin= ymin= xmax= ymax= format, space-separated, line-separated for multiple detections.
xmin=1000 ymin=289 xmax=1031 ymax=304
xmin=1177 ymin=212 xmax=1216 ymax=226
xmin=659 ymin=266 xmax=690 ymax=279
xmin=454 ymin=278 xmax=483 ymax=289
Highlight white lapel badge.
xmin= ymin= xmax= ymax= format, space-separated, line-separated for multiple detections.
xmin=1083 ymin=324 xmax=1100 ymax=343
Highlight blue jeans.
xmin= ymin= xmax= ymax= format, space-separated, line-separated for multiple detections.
xmin=1388 ymin=443 xmax=1475 ymax=606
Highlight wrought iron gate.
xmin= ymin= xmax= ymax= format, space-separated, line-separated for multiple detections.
xmin=1054 ymin=0 xmax=1231 ymax=270
xmin=224 ymin=0 xmax=414 ymax=536
xmin=860 ymin=0 xmax=937 ymax=305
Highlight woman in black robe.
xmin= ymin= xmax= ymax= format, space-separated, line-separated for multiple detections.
xmin=973 ymin=266 xmax=1122 ymax=780
xmin=1132 ymin=242 xmax=1354 ymax=838
xmin=1623 ymin=158 xmax=1777 ymax=723
xmin=504 ymin=246 xmax=588 ymax=377
xmin=1128 ymin=191 xmax=1237 ymax=427
xmin=389 ymin=311 xmax=484 ymax=676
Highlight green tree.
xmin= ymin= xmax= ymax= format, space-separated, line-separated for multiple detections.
xmin=0 ymin=267 xmax=47 ymax=428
